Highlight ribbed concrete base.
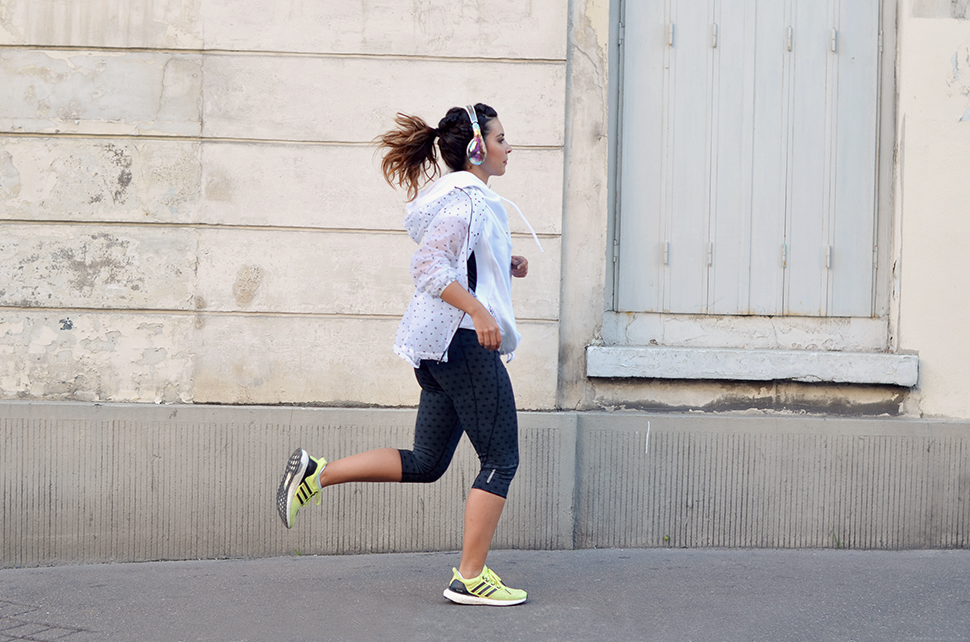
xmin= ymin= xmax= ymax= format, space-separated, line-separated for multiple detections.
xmin=575 ymin=414 xmax=970 ymax=550
xmin=1 ymin=402 xmax=968 ymax=567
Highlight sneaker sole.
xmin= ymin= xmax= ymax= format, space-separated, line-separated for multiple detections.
xmin=276 ymin=448 xmax=309 ymax=528
xmin=442 ymin=588 xmax=526 ymax=607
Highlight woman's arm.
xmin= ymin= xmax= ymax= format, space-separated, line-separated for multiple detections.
xmin=409 ymin=191 xmax=475 ymax=297
xmin=440 ymin=282 xmax=501 ymax=350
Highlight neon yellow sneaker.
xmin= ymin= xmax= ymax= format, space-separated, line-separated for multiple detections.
xmin=443 ymin=565 xmax=527 ymax=606
xmin=276 ymin=448 xmax=327 ymax=528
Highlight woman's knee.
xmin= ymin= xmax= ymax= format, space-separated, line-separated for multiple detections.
xmin=399 ymin=449 xmax=450 ymax=484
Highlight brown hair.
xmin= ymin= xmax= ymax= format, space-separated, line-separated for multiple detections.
xmin=376 ymin=103 xmax=498 ymax=201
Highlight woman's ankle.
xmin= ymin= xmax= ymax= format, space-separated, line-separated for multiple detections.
xmin=458 ymin=564 xmax=484 ymax=580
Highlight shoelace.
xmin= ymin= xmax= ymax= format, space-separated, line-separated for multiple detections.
xmin=481 ymin=566 xmax=507 ymax=591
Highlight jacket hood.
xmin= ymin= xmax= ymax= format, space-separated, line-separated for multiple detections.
xmin=403 ymin=171 xmax=494 ymax=243
xmin=402 ymin=171 xmax=544 ymax=253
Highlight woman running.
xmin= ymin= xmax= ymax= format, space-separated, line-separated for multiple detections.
xmin=276 ymin=102 xmax=540 ymax=606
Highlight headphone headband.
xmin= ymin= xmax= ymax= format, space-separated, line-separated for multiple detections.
xmin=464 ymin=104 xmax=487 ymax=166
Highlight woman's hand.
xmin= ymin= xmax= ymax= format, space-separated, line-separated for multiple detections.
xmin=511 ymin=255 xmax=529 ymax=278
xmin=470 ymin=308 xmax=502 ymax=351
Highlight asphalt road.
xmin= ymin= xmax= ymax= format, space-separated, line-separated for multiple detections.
xmin=1 ymin=548 xmax=968 ymax=642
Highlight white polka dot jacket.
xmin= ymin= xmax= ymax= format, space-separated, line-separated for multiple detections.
xmin=392 ymin=171 xmax=542 ymax=367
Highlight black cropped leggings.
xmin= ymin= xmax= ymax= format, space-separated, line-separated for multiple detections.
xmin=399 ymin=330 xmax=519 ymax=498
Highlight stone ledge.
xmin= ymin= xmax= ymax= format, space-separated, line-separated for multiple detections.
xmin=586 ymin=346 xmax=919 ymax=387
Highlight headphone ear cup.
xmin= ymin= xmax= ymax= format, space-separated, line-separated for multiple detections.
xmin=464 ymin=104 xmax=487 ymax=166
xmin=467 ymin=125 xmax=487 ymax=165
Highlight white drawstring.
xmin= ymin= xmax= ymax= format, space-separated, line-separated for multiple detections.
xmin=501 ymin=197 xmax=544 ymax=253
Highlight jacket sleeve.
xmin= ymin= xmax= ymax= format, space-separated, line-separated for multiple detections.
xmin=410 ymin=189 xmax=474 ymax=298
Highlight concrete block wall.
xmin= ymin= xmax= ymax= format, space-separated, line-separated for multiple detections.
xmin=575 ymin=413 xmax=970 ymax=550
xmin=2 ymin=402 xmax=968 ymax=568
xmin=0 ymin=403 xmax=576 ymax=567
xmin=0 ymin=0 xmax=566 ymax=409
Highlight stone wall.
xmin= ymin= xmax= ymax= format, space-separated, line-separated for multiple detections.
xmin=0 ymin=0 xmax=566 ymax=409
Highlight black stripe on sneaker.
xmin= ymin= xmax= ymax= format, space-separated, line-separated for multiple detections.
xmin=296 ymin=483 xmax=311 ymax=503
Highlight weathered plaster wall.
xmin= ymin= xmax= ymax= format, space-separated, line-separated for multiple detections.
xmin=0 ymin=1 xmax=567 ymax=408
xmin=895 ymin=1 xmax=970 ymax=417
xmin=558 ymin=0 xmax=613 ymax=409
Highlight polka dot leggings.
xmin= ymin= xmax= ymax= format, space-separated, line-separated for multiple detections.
xmin=399 ymin=329 xmax=519 ymax=498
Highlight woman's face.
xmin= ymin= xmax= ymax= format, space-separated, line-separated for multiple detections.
xmin=467 ymin=118 xmax=511 ymax=182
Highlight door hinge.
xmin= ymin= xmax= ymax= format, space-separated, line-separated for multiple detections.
xmin=707 ymin=242 xmax=714 ymax=266
xmin=667 ymin=23 xmax=675 ymax=47
xmin=831 ymin=28 xmax=838 ymax=53
xmin=663 ymin=241 xmax=670 ymax=266
xmin=618 ymin=21 xmax=625 ymax=47
xmin=787 ymin=26 xmax=793 ymax=51
xmin=825 ymin=245 xmax=833 ymax=270
xmin=712 ymin=23 xmax=718 ymax=49
xmin=781 ymin=243 xmax=788 ymax=268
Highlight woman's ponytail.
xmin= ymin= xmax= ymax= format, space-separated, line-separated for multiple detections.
xmin=376 ymin=113 xmax=439 ymax=202
xmin=376 ymin=103 xmax=499 ymax=201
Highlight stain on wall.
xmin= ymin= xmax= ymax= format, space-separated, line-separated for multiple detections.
xmin=949 ymin=42 xmax=970 ymax=120
xmin=0 ymin=50 xmax=203 ymax=136
xmin=914 ymin=0 xmax=970 ymax=19
xmin=232 ymin=265 xmax=263 ymax=307
xmin=51 ymin=233 xmax=140 ymax=295
xmin=0 ymin=226 xmax=196 ymax=310
xmin=0 ymin=313 xmax=194 ymax=403
xmin=0 ymin=139 xmax=201 ymax=224
xmin=0 ymin=0 xmax=204 ymax=49
xmin=103 ymin=143 xmax=133 ymax=203
xmin=589 ymin=378 xmax=908 ymax=417
xmin=0 ymin=150 xmax=21 ymax=199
